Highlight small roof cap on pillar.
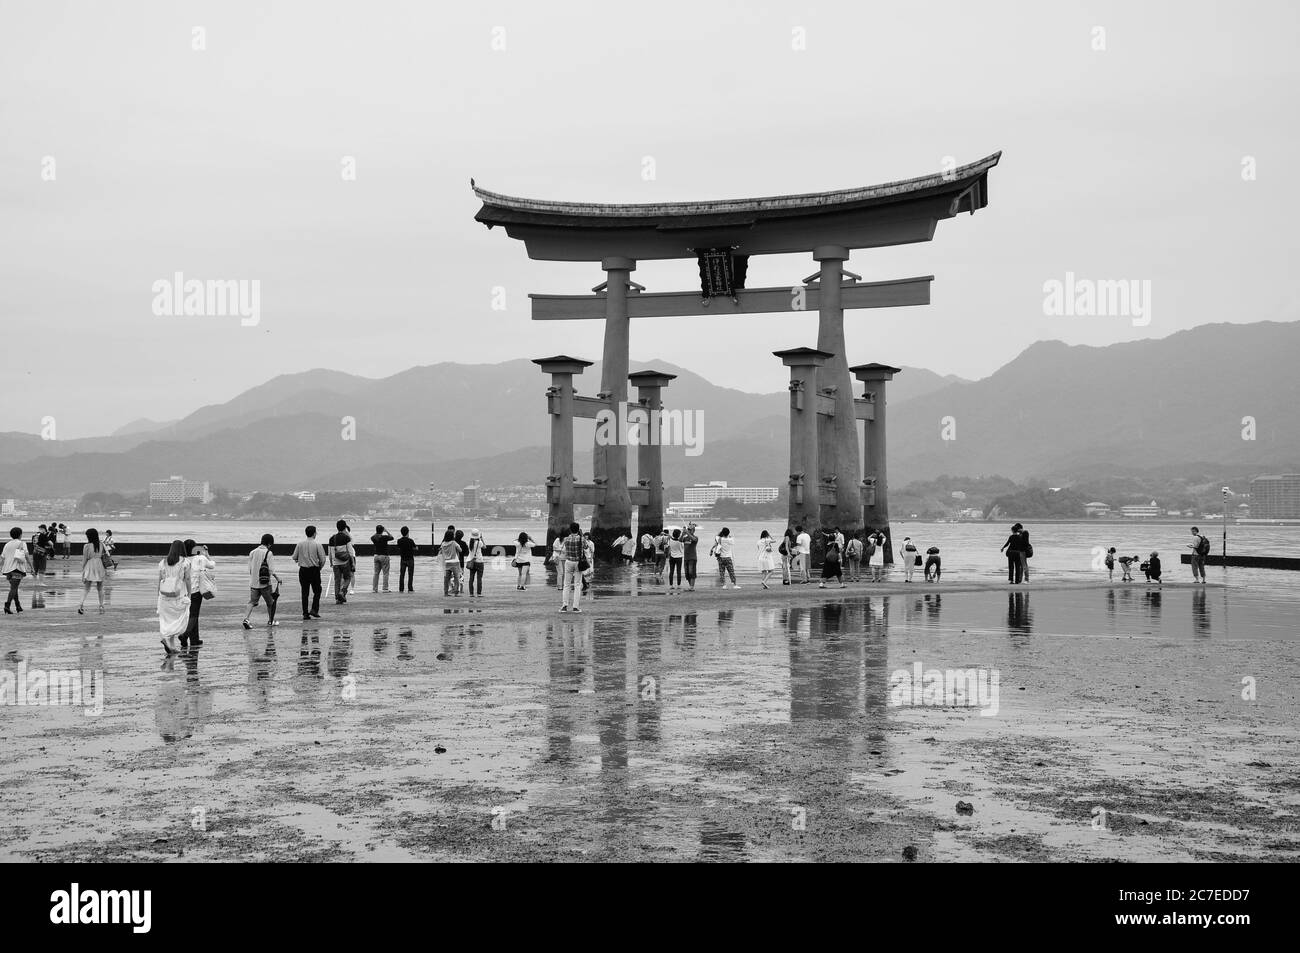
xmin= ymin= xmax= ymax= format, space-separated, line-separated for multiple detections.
xmin=628 ymin=369 xmax=678 ymax=388
xmin=533 ymin=355 xmax=594 ymax=374
xmin=774 ymin=346 xmax=834 ymax=367
xmin=850 ymin=362 xmax=903 ymax=381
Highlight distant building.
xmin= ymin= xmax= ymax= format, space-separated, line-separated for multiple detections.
xmin=1084 ymin=502 xmax=1111 ymax=517
xmin=463 ymin=484 xmax=480 ymax=509
xmin=1 ymin=500 xmax=15 ymax=517
xmin=1250 ymin=474 xmax=1300 ymax=519
xmin=294 ymin=491 xmax=317 ymax=502
xmin=149 ymin=475 xmax=212 ymax=505
xmin=1120 ymin=500 xmax=1160 ymax=519
xmin=682 ymin=481 xmax=779 ymax=506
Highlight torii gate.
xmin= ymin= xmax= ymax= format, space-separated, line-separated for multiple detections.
xmin=473 ymin=153 xmax=1000 ymax=556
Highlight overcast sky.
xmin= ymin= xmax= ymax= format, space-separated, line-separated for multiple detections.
xmin=3 ymin=0 xmax=1297 ymax=438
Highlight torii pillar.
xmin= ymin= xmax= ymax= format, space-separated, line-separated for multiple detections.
xmin=591 ymin=256 xmax=637 ymax=553
xmin=852 ymin=363 xmax=901 ymax=564
xmin=629 ymin=369 xmax=676 ymax=545
xmin=533 ymin=354 xmax=593 ymax=547
xmin=814 ymin=245 xmax=865 ymax=539
xmin=775 ymin=347 xmax=832 ymax=567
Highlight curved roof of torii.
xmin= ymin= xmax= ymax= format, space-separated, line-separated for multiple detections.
xmin=472 ymin=152 xmax=1000 ymax=261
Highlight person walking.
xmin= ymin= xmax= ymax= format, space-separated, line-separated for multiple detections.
xmin=182 ymin=539 xmax=216 ymax=646
xmin=439 ymin=530 xmax=463 ymax=596
xmin=102 ymin=530 xmax=118 ymax=569
xmin=3 ymin=527 xmax=33 ymax=614
xmin=682 ymin=522 xmax=699 ymax=591
xmin=396 ymin=526 xmax=417 ymax=592
xmin=58 ymin=523 xmax=71 ymax=560
xmin=779 ymin=528 xmax=795 ymax=585
xmin=76 ymin=528 xmax=108 ymax=615
xmin=899 ymin=536 xmax=919 ymax=583
xmin=513 ymin=531 xmax=536 ymax=589
xmin=31 ymin=524 xmax=50 ymax=584
xmin=757 ymin=530 xmax=777 ymax=589
xmin=713 ymin=527 xmax=740 ymax=589
xmin=666 ymin=529 xmax=685 ymax=591
xmin=867 ymin=531 xmax=886 ymax=582
xmin=1000 ymin=523 xmax=1026 ymax=584
xmin=157 ymin=539 xmax=192 ymax=655
xmin=241 ymin=534 xmax=281 ymax=630
xmin=558 ymin=522 xmax=584 ymax=612
xmin=466 ymin=529 xmax=487 ymax=597
xmin=370 ymin=524 xmax=394 ymax=593
xmin=1188 ymin=526 xmax=1210 ymax=583
xmin=292 ymin=525 xmax=327 ymax=620
xmin=1019 ymin=524 xmax=1033 ymax=583
xmin=328 ymin=520 xmax=354 ymax=604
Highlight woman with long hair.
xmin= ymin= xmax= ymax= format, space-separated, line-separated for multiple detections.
xmin=183 ymin=539 xmax=216 ymax=648
xmin=514 ymin=531 xmax=536 ymax=590
xmin=157 ymin=539 xmax=192 ymax=655
xmin=756 ymin=529 xmax=777 ymax=589
xmin=77 ymin=528 xmax=107 ymax=614
xmin=439 ymin=529 xmax=463 ymax=596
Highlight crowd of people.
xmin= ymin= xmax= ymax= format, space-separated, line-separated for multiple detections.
xmin=0 ymin=518 xmax=1222 ymax=650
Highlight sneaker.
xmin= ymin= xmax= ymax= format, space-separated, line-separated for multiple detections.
xmin=303 ymin=614 xmax=312 ymax=621
xmin=268 ymin=620 xmax=279 ymax=627
xmin=310 ymin=612 xmax=321 ymax=619
xmin=732 ymin=584 xmax=742 ymax=589
xmin=242 ymin=620 xmax=253 ymax=630
xmin=559 ymin=606 xmax=568 ymax=612
xmin=572 ymin=607 xmax=582 ymax=612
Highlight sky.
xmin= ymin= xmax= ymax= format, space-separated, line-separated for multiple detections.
xmin=2 ymin=0 xmax=1298 ymax=438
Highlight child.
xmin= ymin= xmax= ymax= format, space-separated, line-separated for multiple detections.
xmin=1104 ymin=547 xmax=1116 ymax=581
xmin=1117 ymin=554 xmax=1138 ymax=582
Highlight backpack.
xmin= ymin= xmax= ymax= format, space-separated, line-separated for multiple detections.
xmin=847 ymin=539 xmax=862 ymax=558
xmin=159 ymin=561 xmax=184 ymax=597
xmin=1195 ymin=535 xmax=1210 ymax=557
xmin=257 ymin=548 xmax=271 ymax=587
xmin=778 ymin=540 xmax=787 ymax=556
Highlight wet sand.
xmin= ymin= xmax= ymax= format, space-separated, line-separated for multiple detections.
xmin=1 ymin=561 xmax=1297 ymax=862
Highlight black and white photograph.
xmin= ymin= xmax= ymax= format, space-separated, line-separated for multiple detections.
xmin=0 ymin=0 xmax=1293 ymax=926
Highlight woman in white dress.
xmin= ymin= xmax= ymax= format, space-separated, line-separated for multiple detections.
xmin=756 ymin=530 xmax=778 ymax=589
xmin=157 ymin=539 xmax=192 ymax=655
xmin=77 ymin=528 xmax=107 ymax=614
xmin=868 ymin=532 xmax=887 ymax=582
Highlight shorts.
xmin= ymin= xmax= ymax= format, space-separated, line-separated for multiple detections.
xmin=249 ymin=585 xmax=276 ymax=605
xmin=33 ymin=553 xmax=47 ymax=573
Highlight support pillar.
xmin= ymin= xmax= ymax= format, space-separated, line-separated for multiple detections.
xmin=534 ymin=355 xmax=593 ymax=548
xmin=813 ymin=245 xmax=864 ymax=540
xmin=851 ymin=363 xmax=901 ymax=564
xmin=629 ymin=370 xmax=676 ymax=549
xmin=591 ymin=256 xmax=636 ymax=554
xmin=775 ymin=347 xmax=832 ymax=567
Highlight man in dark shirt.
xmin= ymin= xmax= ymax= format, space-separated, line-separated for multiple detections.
xmin=396 ymin=525 xmax=417 ymax=592
xmin=682 ymin=523 xmax=699 ymax=591
xmin=370 ymin=525 xmax=394 ymax=592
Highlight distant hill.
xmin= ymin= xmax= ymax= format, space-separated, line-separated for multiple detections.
xmin=110 ymin=417 xmax=178 ymax=437
xmin=886 ymin=321 xmax=1300 ymax=483
xmin=1 ymin=322 xmax=1296 ymax=495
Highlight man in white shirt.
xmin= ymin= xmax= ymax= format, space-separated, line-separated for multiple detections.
xmin=292 ymin=525 xmax=328 ymax=620
xmin=795 ymin=525 xmax=812 ymax=583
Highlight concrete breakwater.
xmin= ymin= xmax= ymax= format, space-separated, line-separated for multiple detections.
xmin=104 ymin=541 xmax=542 ymax=558
xmin=1179 ymin=553 xmax=1300 ymax=570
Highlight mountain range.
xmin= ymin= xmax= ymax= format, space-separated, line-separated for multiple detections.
xmin=1 ymin=321 xmax=1296 ymax=496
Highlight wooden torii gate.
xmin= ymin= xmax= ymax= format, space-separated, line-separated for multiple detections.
xmin=473 ymin=152 xmax=1000 ymax=556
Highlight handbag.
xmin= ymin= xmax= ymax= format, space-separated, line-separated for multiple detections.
xmin=198 ymin=566 xmax=217 ymax=600
xmin=578 ymin=558 xmax=590 ymax=572
xmin=914 ymin=554 xmax=923 ymax=567
xmin=1025 ymin=543 xmax=1034 ymax=559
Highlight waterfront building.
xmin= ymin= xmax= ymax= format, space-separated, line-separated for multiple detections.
xmin=148 ymin=475 xmax=212 ymax=504
xmin=1250 ymin=474 xmax=1300 ymax=520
